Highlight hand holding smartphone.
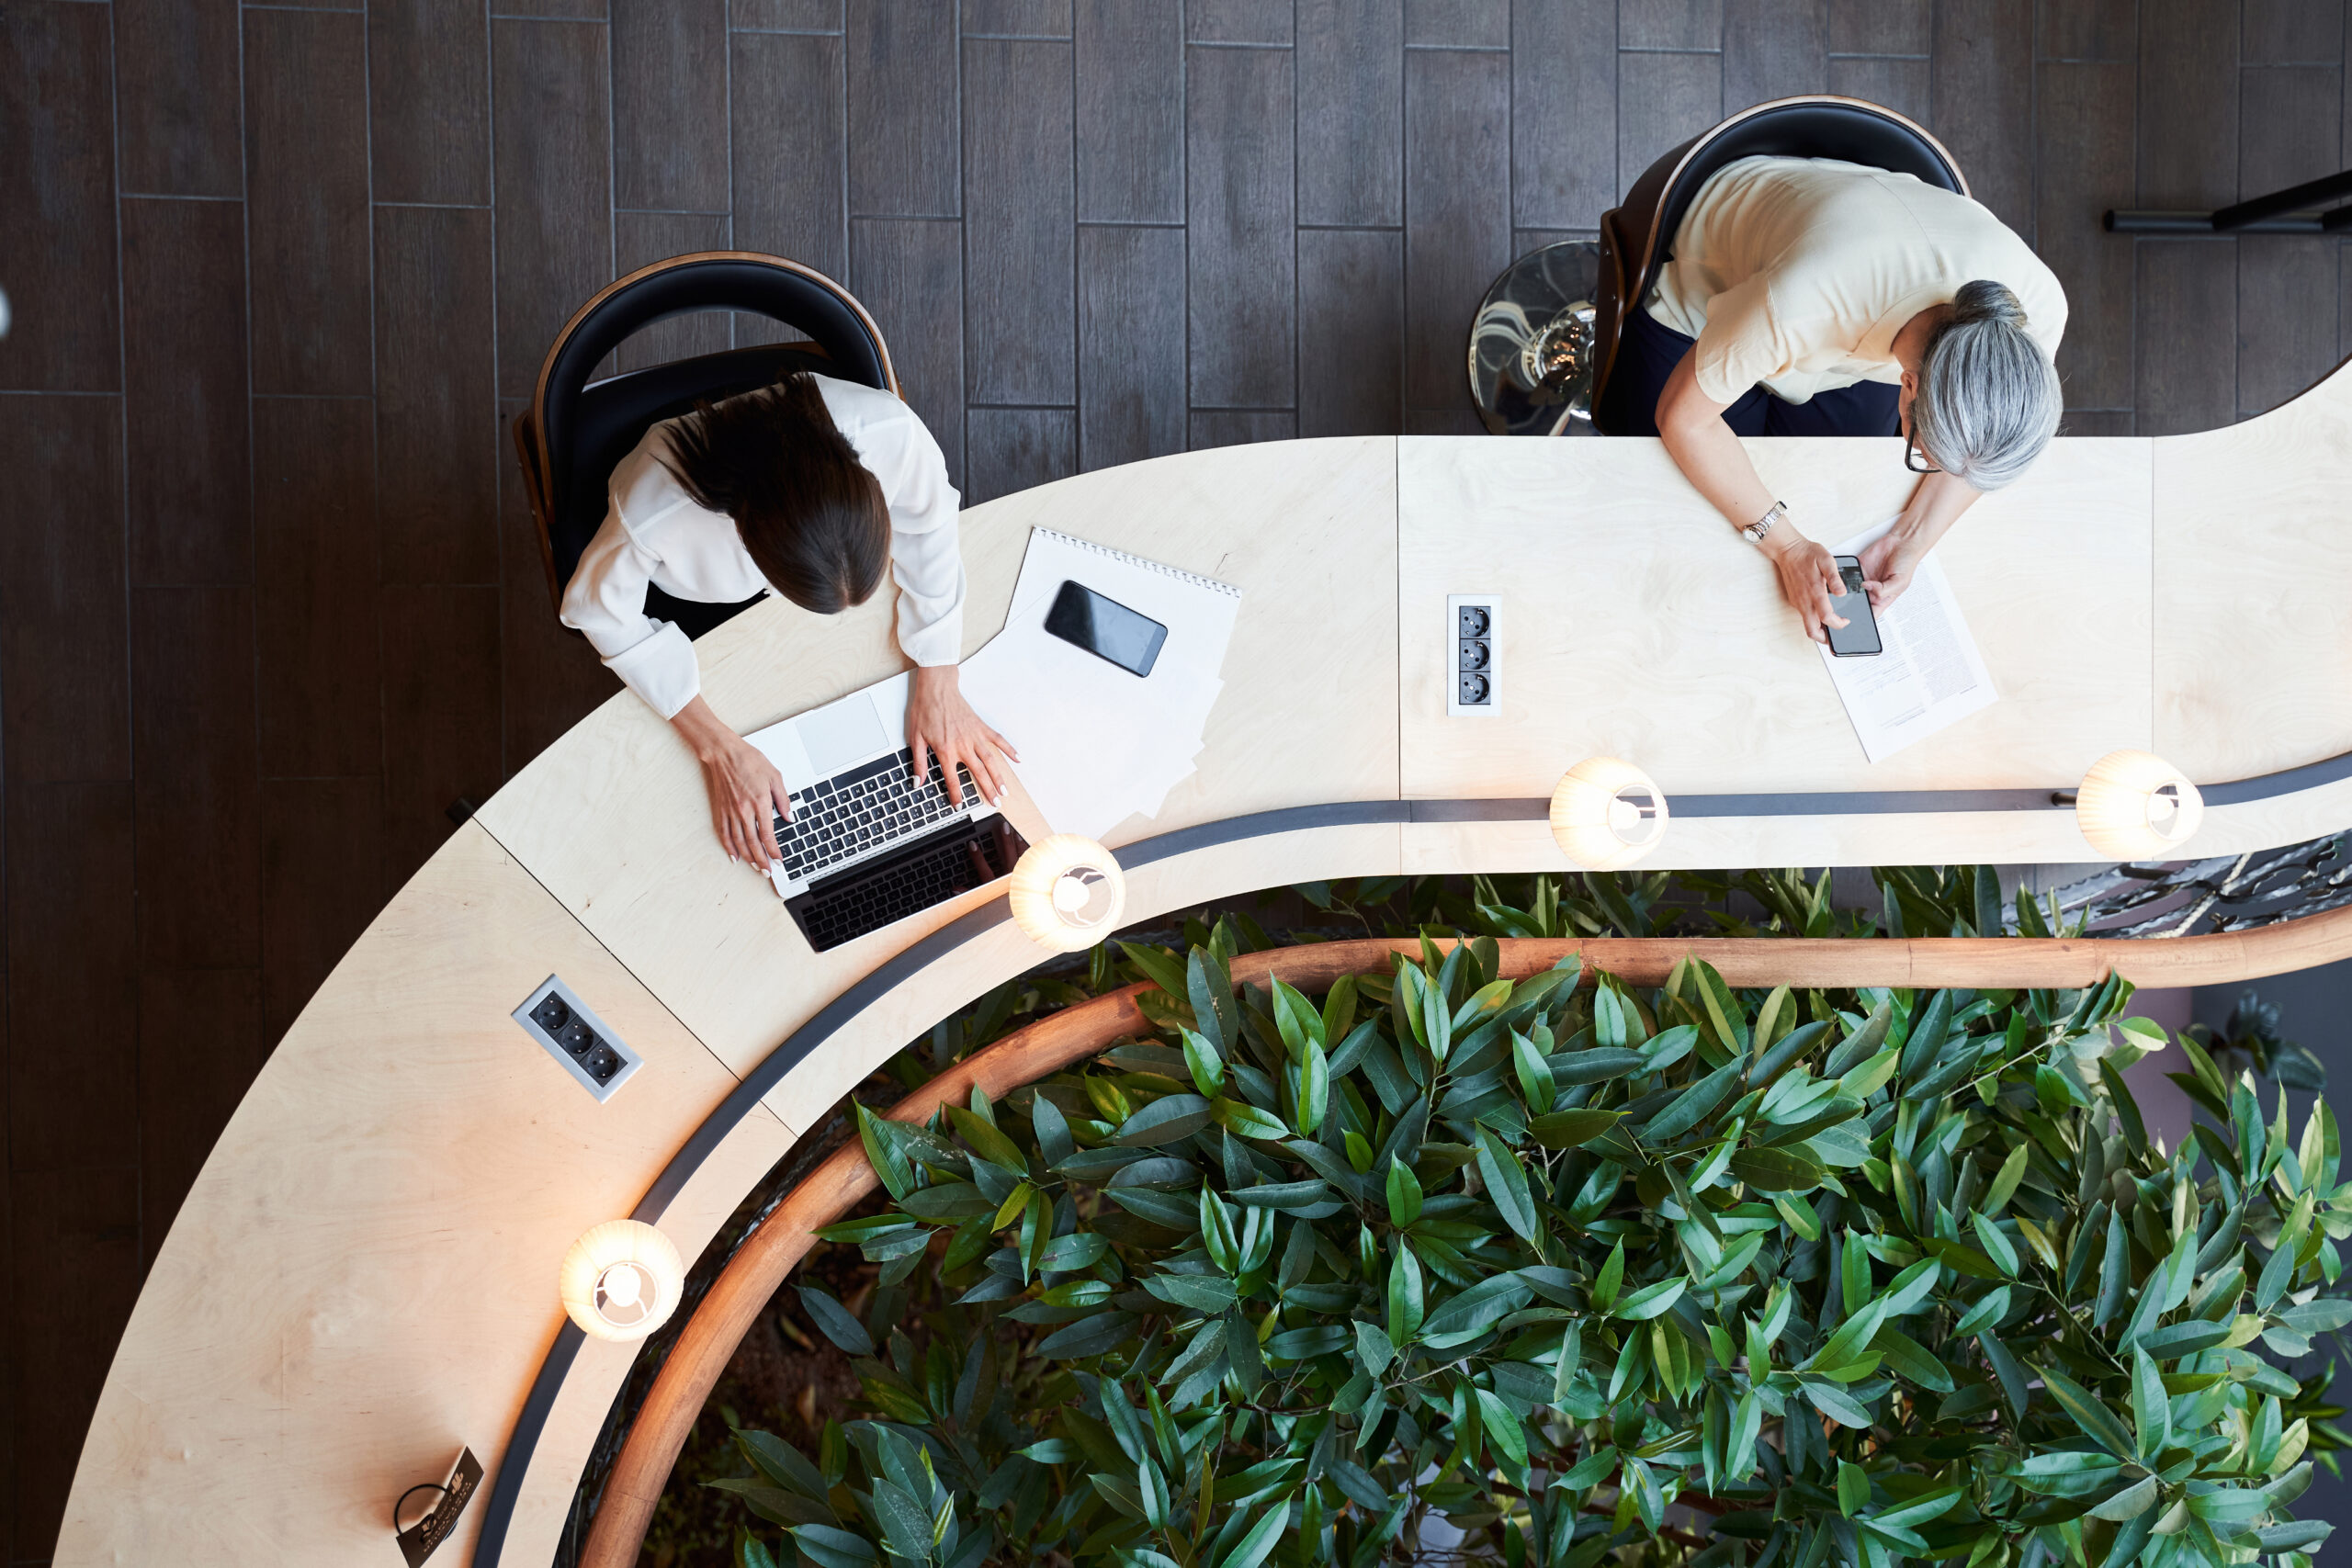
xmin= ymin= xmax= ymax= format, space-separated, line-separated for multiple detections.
xmin=1824 ymin=555 xmax=1882 ymax=657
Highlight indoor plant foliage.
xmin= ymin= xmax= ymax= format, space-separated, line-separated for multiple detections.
xmin=717 ymin=923 xmax=2348 ymax=1568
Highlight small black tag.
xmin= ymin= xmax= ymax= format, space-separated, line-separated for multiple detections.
xmin=395 ymin=1448 xmax=482 ymax=1567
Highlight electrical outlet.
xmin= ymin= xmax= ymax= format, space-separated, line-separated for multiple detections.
xmin=514 ymin=976 xmax=642 ymax=1101
xmin=1447 ymin=594 xmax=1497 ymax=716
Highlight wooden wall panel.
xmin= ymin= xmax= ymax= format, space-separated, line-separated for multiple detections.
xmin=11 ymin=1164 xmax=141 ymax=1560
xmin=6 ymin=784 xmax=138 ymax=1173
xmin=254 ymin=398 xmax=382 ymax=778
xmin=2138 ymin=0 xmax=2239 ymax=209
xmin=848 ymin=0 xmax=960 ymax=217
xmin=492 ymin=19 xmax=615 ymax=400
xmin=245 ymin=11 xmax=374 ymax=397
xmin=131 ymin=586 xmax=260 ymax=972
xmin=1618 ymin=47 xmax=1722 ymax=198
xmin=113 ymin=0 xmax=242 ymax=197
xmin=369 ymin=0 xmax=492 ymax=207
xmin=1405 ymin=47 xmax=1511 ymax=415
xmin=1075 ymin=0 xmax=1183 ymax=223
xmin=1724 ymin=0 xmax=1826 ymax=109
xmin=731 ymin=30 xmax=847 ymax=282
xmin=967 ymin=408 xmax=1079 ymax=505
xmin=121 ymin=197 xmax=250 ymax=587
xmin=1187 ymin=43 xmax=1296 ymax=410
xmin=1930 ymin=0 xmax=2035 ymax=234
xmin=0 ymin=6 xmax=119 ymax=391
xmin=1511 ymin=0 xmax=1615 ymax=230
xmin=614 ymin=0 xmax=730 ymax=212
xmin=2136 ymin=240 xmax=2239 ymax=436
xmin=1300 ymin=228 xmax=1405 ymax=438
xmin=1299 ymin=0 xmax=1403 ymax=227
xmin=1621 ymin=0 xmax=1722 ymax=50
xmin=0 ymin=398 xmax=130 ymax=783
xmin=851 ymin=218 xmax=967 ymax=482
xmin=2034 ymin=61 xmax=2137 ymax=411
xmin=377 ymin=204 xmax=502 ymax=584
xmin=1077 ymin=224 xmax=1188 ymax=468
xmin=964 ymin=36 xmax=1076 ymax=406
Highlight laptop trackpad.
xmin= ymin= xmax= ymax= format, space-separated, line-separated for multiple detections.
xmin=801 ymin=693 xmax=889 ymax=776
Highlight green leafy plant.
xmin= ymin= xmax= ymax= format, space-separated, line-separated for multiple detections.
xmin=2183 ymin=992 xmax=2325 ymax=1094
xmin=713 ymin=919 xmax=2348 ymax=1568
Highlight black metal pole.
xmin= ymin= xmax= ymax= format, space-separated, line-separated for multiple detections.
xmin=2104 ymin=209 xmax=2328 ymax=234
xmin=2210 ymin=166 xmax=2352 ymax=231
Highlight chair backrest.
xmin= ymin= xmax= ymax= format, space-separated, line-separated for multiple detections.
xmin=1592 ymin=96 xmax=1967 ymax=431
xmin=512 ymin=253 xmax=898 ymax=619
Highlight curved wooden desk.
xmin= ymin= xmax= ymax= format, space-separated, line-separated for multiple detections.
xmin=55 ymin=364 xmax=2352 ymax=1566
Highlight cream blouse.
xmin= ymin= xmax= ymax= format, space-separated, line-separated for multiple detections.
xmin=560 ymin=375 xmax=965 ymax=719
xmin=1645 ymin=155 xmax=2066 ymax=406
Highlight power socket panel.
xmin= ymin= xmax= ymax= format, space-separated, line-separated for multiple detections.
xmin=1447 ymin=594 xmax=1498 ymax=716
xmin=514 ymin=976 xmax=642 ymax=1101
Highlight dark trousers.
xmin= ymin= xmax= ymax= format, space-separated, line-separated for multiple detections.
xmin=1599 ymin=303 xmax=1901 ymax=437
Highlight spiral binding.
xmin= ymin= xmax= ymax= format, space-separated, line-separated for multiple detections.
xmin=1030 ymin=529 xmax=1242 ymax=599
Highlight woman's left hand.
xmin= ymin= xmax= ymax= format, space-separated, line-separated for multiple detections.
xmin=1859 ymin=529 xmax=1924 ymax=610
xmin=908 ymin=664 xmax=1019 ymax=807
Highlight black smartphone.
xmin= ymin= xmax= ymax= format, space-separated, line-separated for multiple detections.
xmin=1043 ymin=580 xmax=1168 ymax=677
xmin=1824 ymin=555 xmax=1883 ymax=657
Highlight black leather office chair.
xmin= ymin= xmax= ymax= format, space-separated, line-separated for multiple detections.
xmin=513 ymin=252 xmax=899 ymax=641
xmin=1589 ymin=96 xmax=1967 ymax=433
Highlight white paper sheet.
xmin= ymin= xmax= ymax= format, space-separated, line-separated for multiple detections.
xmin=956 ymin=530 xmax=1240 ymax=838
xmin=1817 ymin=519 xmax=1998 ymax=763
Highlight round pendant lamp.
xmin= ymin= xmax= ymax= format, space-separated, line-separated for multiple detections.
xmin=560 ymin=1219 xmax=685 ymax=1343
xmin=1550 ymin=757 xmax=1669 ymax=870
xmin=2074 ymin=750 xmax=2204 ymax=860
xmin=1009 ymin=835 xmax=1126 ymax=952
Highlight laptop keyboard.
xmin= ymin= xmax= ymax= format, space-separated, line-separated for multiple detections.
xmin=773 ymin=748 xmax=980 ymax=881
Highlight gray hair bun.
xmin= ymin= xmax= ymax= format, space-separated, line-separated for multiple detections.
xmin=1951 ymin=277 xmax=2028 ymax=330
xmin=1912 ymin=278 xmax=2060 ymax=491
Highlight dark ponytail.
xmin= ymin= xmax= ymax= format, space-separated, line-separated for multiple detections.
xmin=656 ymin=371 xmax=889 ymax=615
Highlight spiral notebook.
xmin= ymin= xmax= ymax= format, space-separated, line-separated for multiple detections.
xmin=957 ymin=530 xmax=1243 ymax=840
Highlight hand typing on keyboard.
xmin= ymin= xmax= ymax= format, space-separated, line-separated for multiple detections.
xmin=908 ymin=664 xmax=1018 ymax=807
xmin=769 ymin=749 xmax=982 ymax=882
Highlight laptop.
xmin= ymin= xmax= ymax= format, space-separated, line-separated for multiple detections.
xmin=744 ymin=674 xmax=1030 ymax=953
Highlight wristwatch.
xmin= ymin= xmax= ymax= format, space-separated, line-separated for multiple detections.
xmin=1742 ymin=501 xmax=1786 ymax=547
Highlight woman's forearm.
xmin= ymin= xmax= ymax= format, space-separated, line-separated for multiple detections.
xmin=1659 ymin=411 xmax=1778 ymax=533
xmin=1654 ymin=350 xmax=1776 ymax=536
xmin=668 ymin=694 xmax=737 ymax=761
xmin=1890 ymin=470 xmax=1981 ymax=552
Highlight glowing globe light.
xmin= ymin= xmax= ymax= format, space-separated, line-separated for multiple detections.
xmin=2075 ymin=750 xmax=2204 ymax=860
xmin=560 ymin=1219 xmax=684 ymax=1343
xmin=1009 ymin=835 xmax=1126 ymax=953
xmin=1550 ymin=757 xmax=1669 ymax=870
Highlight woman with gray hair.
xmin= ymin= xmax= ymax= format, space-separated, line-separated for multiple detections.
xmin=1600 ymin=154 xmax=2065 ymax=643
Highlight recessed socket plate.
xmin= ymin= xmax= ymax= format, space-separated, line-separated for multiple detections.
xmin=1447 ymin=593 xmax=1498 ymax=717
xmin=514 ymin=976 xmax=642 ymax=1102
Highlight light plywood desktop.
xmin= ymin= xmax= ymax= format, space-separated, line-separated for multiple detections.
xmin=55 ymin=366 xmax=2352 ymax=1566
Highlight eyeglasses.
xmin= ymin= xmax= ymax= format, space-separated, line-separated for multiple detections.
xmin=1902 ymin=409 xmax=1942 ymax=474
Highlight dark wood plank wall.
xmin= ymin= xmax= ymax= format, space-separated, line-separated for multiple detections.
xmin=0 ymin=0 xmax=2346 ymax=1556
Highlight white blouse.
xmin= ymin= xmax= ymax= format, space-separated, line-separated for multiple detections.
xmin=1645 ymin=156 xmax=2066 ymax=406
xmin=560 ymin=375 xmax=966 ymax=719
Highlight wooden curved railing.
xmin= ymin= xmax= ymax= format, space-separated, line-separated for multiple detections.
xmin=577 ymin=910 xmax=2352 ymax=1568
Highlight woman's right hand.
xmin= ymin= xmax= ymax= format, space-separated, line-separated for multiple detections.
xmin=671 ymin=695 xmax=792 ymax=867
xmin=1763 ymin=532 xmax=1849 ymax=645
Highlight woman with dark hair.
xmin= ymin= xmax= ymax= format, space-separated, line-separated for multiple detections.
xmin=1600 ymin=155 xmax=2066 ymax=645
xmin=562 ymin=371 xmax=1012 ymax=868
